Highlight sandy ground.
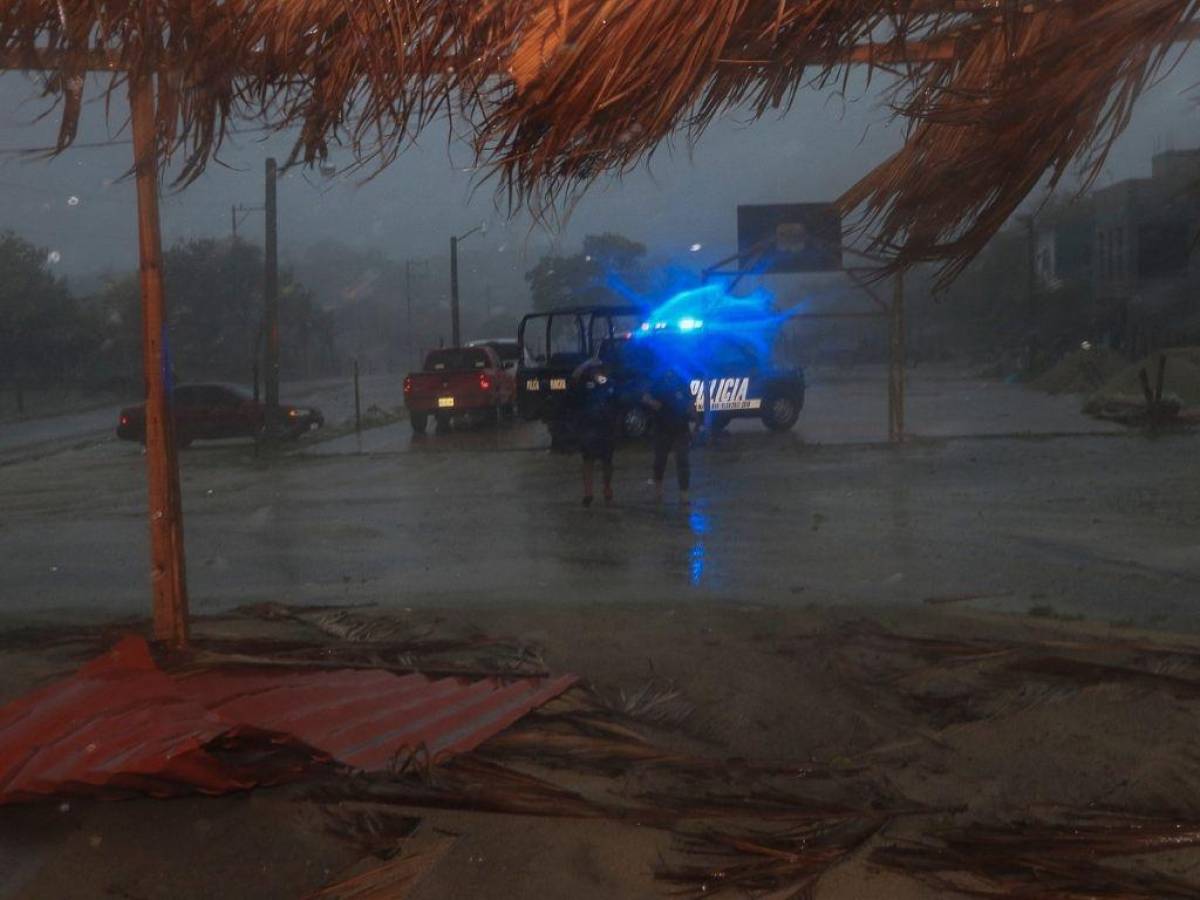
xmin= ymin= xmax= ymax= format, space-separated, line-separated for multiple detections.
xmin=0 ymin=369 xmax=1198 ymax=898
xmin=5 ymin=604 xmax=1200 ymax=899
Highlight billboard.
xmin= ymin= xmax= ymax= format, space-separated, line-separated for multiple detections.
xmin=737 ymin=203 xmax=843 ymax=273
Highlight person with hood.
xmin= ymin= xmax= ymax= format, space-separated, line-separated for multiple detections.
xmin=642 ymin=364 xmax=698 ymax=504
xmin=569 ymin=357 xmax=619 ymax=507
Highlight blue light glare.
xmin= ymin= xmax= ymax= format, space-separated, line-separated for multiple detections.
xmin=688 ymin=509 xmax=710 ymax=586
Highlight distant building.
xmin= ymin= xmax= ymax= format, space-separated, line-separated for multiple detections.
xmin=1040 ymin=148 xmax=1200 ymax=351
xmin=1036 ymin=196 xmax=1094 ymax=289
xmin=1095 ymin=150 xmax=1200 ymax=346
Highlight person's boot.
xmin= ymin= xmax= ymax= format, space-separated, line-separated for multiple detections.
xmin=654 ymin=481 xmax=664 ymax=503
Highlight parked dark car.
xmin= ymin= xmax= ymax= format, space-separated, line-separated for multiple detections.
xmin=116 ymin=383 xmax=324 ymax=447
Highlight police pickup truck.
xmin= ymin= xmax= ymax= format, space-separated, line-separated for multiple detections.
xmin=516 ymin=305 xmax=645 ymax=444
xmin=517 ymin=304 xmax=805 ymax=442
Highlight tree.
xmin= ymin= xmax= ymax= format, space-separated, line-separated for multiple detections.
xmin=526 ymin=233 xmax=647 ymax=311
xmin=0 ymin=231 xmax=86 ymax=409
xmin=89 ymin=238 xmax=333 ymax=386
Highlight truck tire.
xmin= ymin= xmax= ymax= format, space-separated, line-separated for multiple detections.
xmin=762 ymin=395 xmax=801 ymax=432
xmin=410 ymin=412 xmax=428 ymax=434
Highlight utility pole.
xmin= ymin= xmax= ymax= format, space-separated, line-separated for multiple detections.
xmin=264 ymin=157 xmax=280 ymax=430
xmin=450 ymin=223 xmax=486 ymax=347
xmin=130 ymin=70 xmax=189 ymax=647
xmin=449 ymin=235 xmax=460 ymax=347
xmin=405 ymin=259 xmax=429 ymax=369
xmin=231 ymin=204 xmax=238 ymax=240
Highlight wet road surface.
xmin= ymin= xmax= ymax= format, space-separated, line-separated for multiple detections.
xmin=0 ymin=372 xmax=1194 ymax=630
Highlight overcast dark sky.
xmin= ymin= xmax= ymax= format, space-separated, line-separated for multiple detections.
xmin=1 ymin=55 xmax=1198 ymax=287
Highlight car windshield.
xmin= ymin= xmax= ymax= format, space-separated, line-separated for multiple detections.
xmin=425 ymin=349 xmax=489 ymax=371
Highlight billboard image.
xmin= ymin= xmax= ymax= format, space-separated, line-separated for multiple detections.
xmin=737 ymin=203 xmax=843 ymax=273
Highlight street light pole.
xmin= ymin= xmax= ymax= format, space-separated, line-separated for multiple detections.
xmin=449 ymin=223 xmax=486 ymax=347
xmin=450 ymin=235 xmax=460 ymax=346
xmin=405 ymin=259 xmax=429 ymax=369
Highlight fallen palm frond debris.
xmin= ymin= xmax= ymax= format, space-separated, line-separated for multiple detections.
xmin=658 ymin=819 xmax=887 ymax=899
xmin=316 ymin=756 xmax=612 ymax=822
xmin=322 ymin=805 xmax=421 ymax=858
xmin=307 ymin=834 xmax=456 ymax=900
xmin=479 ymin=690 xmax=845 ymax=780
xmin=197 ymin=604 xmax=550 ymax=678
xmin=1006 ymin=656 xmax=1200 ymax=699
xmin=872 ymin=813 xmax=1200 ymax=899
xmin=607 ymin=678 xmax=697 ymax=730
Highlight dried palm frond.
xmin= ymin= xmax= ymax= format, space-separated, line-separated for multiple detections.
xmin=1005 ymin=656 xmax=1200 ymax=698
xmin=936 ymin=812 xmax=1200 ymax=859
xmin=4 ymin=2 xmax=1197 ymax=282
xmin=314 ymin=755 xmax=613 ymax=821
xmin=872 ymin=814 xmax=1200 ymax=900
xmin=840 ymin=0 xmax=1200 ymax=283
xmin=657 ymin=819 xmax=886 ymax=899
xmin=605 ymin=678 xmax=697 ymax=730
xmin=306 ymin=834 xmax=455 ymax=900
xmin=322 ymin=805 xmax=421 ymax=857
xmin=480 ymin=696 xmax=841 ymax=779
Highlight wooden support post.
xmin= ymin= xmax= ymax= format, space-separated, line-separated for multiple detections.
xmin=130 ymin=70 xmax=189 ymax=647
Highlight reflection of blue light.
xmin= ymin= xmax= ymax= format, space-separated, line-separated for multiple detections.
xmin=678 ymin=317 xmax=703 ymax=331
xmin=689 ymin=544 xmax=705 ymax=586
xmin=688 ymin=510 xmax=710 ymax=586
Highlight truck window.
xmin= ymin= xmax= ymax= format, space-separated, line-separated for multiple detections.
xmin=520 ymin=316 xmax=549 ymax=366
xmin=548 ymin=314 xmax=586 ymax=368
xmin=425 ymin=349 xmax=490 ymax=371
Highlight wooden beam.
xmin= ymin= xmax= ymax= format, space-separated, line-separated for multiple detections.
xmin=129 ymin=69 xmax=190 ymax=648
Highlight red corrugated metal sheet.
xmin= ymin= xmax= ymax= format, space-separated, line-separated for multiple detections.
xmin=0 ymin=636 xmax=575 ymax=804
xmin=174 ymin=667 xmax=577 ymax=770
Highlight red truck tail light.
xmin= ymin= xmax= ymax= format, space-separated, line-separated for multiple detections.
xmin=120 ymin=414 xmax=129 ymax=426
xmin=403 ymin=376 xmax=413 ymax=394
xmin=478 ymin=373 xmax=492 ymax=391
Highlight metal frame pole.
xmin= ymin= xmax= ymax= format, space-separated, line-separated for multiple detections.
xmin=130 ymin=70 xmax=189 ymax=647
xmin=264 ymin=158 xmax=280 ymax=430
xmin=888 ymin=272 xmax=906 ymax=442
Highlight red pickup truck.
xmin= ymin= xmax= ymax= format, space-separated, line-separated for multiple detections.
xmin=403 ymin=346 xmax=515 ymax=434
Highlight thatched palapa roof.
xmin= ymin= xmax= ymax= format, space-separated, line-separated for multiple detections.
xmin=2 ymin=1 xmax=1197 ymax=282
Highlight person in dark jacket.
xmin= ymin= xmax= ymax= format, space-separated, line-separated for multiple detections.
xmin=569 ymin=358 xmax=619 ymax=507
xmin=642 ymin=366 xmax=698 ymax=504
